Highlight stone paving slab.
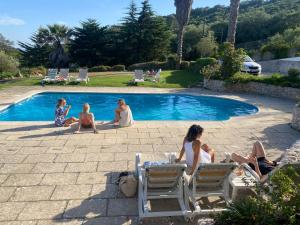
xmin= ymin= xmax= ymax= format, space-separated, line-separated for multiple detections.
xmin=0 ymin=86 xmax=299 ymax=224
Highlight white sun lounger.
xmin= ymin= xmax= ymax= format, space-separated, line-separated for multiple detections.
xmin=185 ymin=163 xmax=238 ymax=216
xmin=136 ymin=153 xmax=191 ymax=220
xmin=59 ymin=68 xmax=70 ymax=82
xmin=76 ymin=68 xmax=89 ymax=84
xmin=134 ymin=70 xmax=144 ymax=82
xmin=43 ymin=68 xmax=58 ymax=82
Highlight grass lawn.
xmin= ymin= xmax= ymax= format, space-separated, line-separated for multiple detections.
xmin=0 ymin=70 xmax=202 ymax=89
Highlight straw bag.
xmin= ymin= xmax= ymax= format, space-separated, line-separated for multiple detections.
xmin=119 ymin=174 xmax=137 ymax=197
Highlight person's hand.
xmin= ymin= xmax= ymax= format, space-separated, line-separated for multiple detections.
xmin=175 ymin=158 xmax=180 ymax=163
xmin=68 ymin=105 xmax=72 ymax=109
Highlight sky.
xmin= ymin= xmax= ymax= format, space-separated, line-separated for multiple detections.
xmin=0 ymin=0 xmax=229 ymax=46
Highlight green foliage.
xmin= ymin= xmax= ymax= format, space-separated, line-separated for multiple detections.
xmin=179 ymin=61 xmax=190 ymax=70
xmin=219 ymin=43 xmax=246 ymax=78
xmin=128 ymin=61 xmax=166 ymax=71
xmin=227 ymin=72 xmax=300 ymax=88
xmin=288 ymin=68 xmax=300 ymax=78
xmin=89 ymin=65 xmax=111 ymax=72
xmin=214 ymin=164 xmax=300 ymax=225
xmin=0 ymin=71 xmax=15 ymax=80
xmin=189 ymin=57 xmax=217 ymax=73
xmin=0 ymin=51 xmax=19 ymax=76
xmin=111 ymin=65 xmax=125 ymax=71
xmin=201 ymin=63 xmax=221 ymax=80
xmin=69 ymin=19 xmax=109 ymax=67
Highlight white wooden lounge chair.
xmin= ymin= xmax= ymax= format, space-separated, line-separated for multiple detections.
xmin=58 ymin=68 xmax=70 ymax=82
xmin=154 ymin=69 xmax=161 ymax=82
xmin=43 ymin=68 xmax=58 ymax=82
xmin=136 ymin=153 xmax=191 ymax=220
xmin=134 ymin=70 xmax=144 ymax=82
xmin=185 ymin=163 xmax=238 ymax=216
xmin=76 ymin=68 xmax=89 ymax=84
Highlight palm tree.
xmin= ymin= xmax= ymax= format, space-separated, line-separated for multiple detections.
xmin=227 ymin=0 xmax=240 ymax=44
xmin=174 ymin=0 xmax=193 ymax=69
xmin=36 ymin=24 xmax=72 ymax=68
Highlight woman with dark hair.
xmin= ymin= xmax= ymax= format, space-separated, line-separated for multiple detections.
xmin=175 ymin=124 xmax=215 ymax=175
xmin=54 ymin=98 xmax=78 ymax=127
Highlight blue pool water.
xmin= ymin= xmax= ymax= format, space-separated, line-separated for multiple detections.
xmin=0 ymin=92 xmax=258 ymax=121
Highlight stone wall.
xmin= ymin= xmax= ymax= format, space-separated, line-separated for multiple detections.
xmin=204 ymin=79 xmax=300 ymax=100
xmin=291 ymin=105 xmax=300 ymax=131
xmin=258 ymin=57 xmax=300 ymax=74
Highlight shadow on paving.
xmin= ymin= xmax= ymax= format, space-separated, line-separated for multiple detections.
xmin=1 ymin=122 xmax=119 ymax=139
xmin=50 ymin=171 xmax=231 ymax=225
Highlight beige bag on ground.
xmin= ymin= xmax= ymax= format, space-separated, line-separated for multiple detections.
xmin=119 ymin=174 xmax=137 ymax=197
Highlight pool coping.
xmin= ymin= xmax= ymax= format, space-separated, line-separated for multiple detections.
xmin=0 ymin=87 xmax=266 ymax=124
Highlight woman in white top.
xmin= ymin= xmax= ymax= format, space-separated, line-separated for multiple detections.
xmin=114 ymin=99 xmax=134 ymax=127
xmin=175 ymin=124 xmax=215 ymax=175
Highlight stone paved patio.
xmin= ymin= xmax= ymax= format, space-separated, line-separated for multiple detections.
xmin=0 ymin=86 xmax=299 ymax=225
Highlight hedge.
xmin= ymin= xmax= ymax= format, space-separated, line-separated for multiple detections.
xmin=111 ymin=65 xmax=125 ymax=71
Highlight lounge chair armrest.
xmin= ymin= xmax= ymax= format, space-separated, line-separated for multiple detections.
xmin=241 ymin=163 xmax=260 ymax=181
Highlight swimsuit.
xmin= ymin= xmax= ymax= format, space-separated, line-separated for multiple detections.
xmin=55 ymin=107 xmax=66 ymax=127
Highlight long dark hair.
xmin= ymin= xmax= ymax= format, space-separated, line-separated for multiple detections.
xmin=56 ymin=98 xmax=65 ymax=108
xmin=186 ymin=125 xmax=203 ymax=142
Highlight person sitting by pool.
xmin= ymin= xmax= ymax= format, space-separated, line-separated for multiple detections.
xmin=54 ymin=98 xmax=78 ymax=127
xmin=74 ymin=103 xmax=99 ymax=134
xmin=175 ymin=124 xmax=215 ymax=175
xmin=228 ymin=141 xmax=278 ymax=180
xmin=114 ymin=99 xmax=134 ymax=127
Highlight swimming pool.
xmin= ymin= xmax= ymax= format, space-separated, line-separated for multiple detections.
xmin=0 ymin=92 xmax=258 ymax=121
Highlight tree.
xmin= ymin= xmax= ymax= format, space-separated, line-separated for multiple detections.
xmin=120 ymin=0 xmax=139 ymax=65
xmin=69 ymin=19 xmax=108 ymax=67
xmin=227 ymin=0 xmax=240 ymax=44
xmin=19 ymin=24 xmax=72 ymax=68
xmin=0 ymin=33 xmax=14 ymax=52
xmin=136 ymin=0 xmax=171 ymax=62
xmin=174 ymin=0 xmax=193 ymax=68
xmin=196 ymin=33 xmax=218 ymax=57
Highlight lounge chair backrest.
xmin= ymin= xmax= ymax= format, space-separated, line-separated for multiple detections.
xmin=135 ymin=70 xmax=144 ymax=80
xmin=145 ymin=164 xmax=187 ymax=189
xmin=59 ymin=68 xmax=69 ymax=78
xmin=155 ymin=69 xmax=161 ymax=79
xmin=47 ymin=68 xmax=58 ymax=78
xmin=194 ymin=163 xmax=238 ymax=190
xmin=79 ymin=68 xmax=88 ymax=79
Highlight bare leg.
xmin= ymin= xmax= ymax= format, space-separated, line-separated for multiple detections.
xmin=202 ymin=144 xmax=215 ymax=163
xmin=90 ymin=117 xmax=98 ymax=133
xmin=114 ymin=109 xmax=121 ymax=122
xmin=64 ymin=117 xmax=78 ymax=127
xmin=231 ymin=152 xmax=249 ymax=164
xmin=251 ymin=141 xmax=266 ymax=158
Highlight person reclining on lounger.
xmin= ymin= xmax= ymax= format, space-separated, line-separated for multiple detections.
xmin=74 ymin=103 xmax=99 ymax=134
xmin=114 ymin=99 xmax=134 ymax=127
xmin=55 ymin=98 xmax=78 ymax=127
xmin=229 ymin=141 xmax=278 ymax=179
xmin=175 ymin=124 xmax=215 ymax=175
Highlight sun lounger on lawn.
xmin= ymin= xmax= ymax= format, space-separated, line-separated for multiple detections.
xmin=43 ymin=68 xmax=58 ymax=82
xmin=185 ymin=163 xmax=238 ymax=216
xmin=134 ymin=70 xmax=144 ymax=82
xmin=58 ymin=68 xmax=70 ymax=82
xmin=76 ymin=68 xmax=89 ymax=83
xmin=136 ymin=153 xmax=191 ymax=220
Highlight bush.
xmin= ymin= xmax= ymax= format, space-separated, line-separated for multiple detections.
xmin=30 ymin=66 xmax=46 ymax=76
xmin=180 ymin=61 xmax=190 ymax=70
xmin=0 ymin=71 xmax=15 ymax=80
xmin=89 ymin=65 xmax=111 ymax=72
xmin=0 ymin=50 xmax=19 ymax=76
xmin=128 ymin=61 xmax=166 ymax=71
xmin=288 ymin=68 xmax=300 ymax=78
xmin=201 ymin=63 xmax=221 ymax=80
xmin=111 ymin=65 xmax=125 ymax=71
xmin=189 ymin=57 xmax=217 ymax=73
xmin=166 ymin=55 xmax=177 ymax=70
xmin=214 ymin=165 xmax=300 ymax=225
xmin=219 ymin=42 xmax=246 ymax=78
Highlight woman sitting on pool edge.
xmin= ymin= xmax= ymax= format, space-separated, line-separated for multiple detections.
xmin=54 ymin=98 xmax=78 ymax=127
xmin=114 ymin=99 xmax=134 ymax=127
xmin=175 ymin=124 xmax=215 ymax=175
xmin=74 ymin=103 xmax=99 ymax=134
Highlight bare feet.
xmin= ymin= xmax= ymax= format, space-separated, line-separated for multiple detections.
xmin=94 ymin=130 xmax=99 ymax=134
xmin=74 ymin=131 xmax=80 ymax=134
